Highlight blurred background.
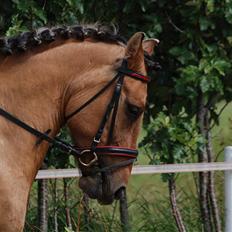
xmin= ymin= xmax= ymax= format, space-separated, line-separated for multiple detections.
xmin=1 ymin=0 xmax=232 ymax=231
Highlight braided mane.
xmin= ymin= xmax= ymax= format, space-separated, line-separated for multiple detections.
xmin=0 ymin=24 xmax=127 ymax=56
xmin=0 ymin=24 xmax=160 ymax=71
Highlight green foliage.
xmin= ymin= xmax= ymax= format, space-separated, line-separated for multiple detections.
xmin=137 ymin=1 xmax=232 ymax=185
xmin=5 ymin=14 xmax=27 ymax=36
xmin=64 ymin=227 xmax=74 ymax=232
xmin=6 ymin=0 xmax=47 ymax=34
xmin=141 ymin=109 xmax=203 ymax=181
xmin=46 ymin=128 xmax=74 ymax=169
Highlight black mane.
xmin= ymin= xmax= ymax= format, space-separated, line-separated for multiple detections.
xmin=0 ymin=24 xmax=160 ymax=71
xmin=0 ymin=24 xmax=127 ymax=55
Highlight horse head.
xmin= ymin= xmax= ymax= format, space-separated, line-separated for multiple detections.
xmin=65 ymin=32 xmax=158 ymax=204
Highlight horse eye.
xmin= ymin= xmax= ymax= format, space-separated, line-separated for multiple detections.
xmin=126 ymin=103 xmax=143 ymax=119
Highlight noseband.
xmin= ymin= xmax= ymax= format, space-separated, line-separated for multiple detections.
xmin=0 ymin=59 xmax=150 ymax=172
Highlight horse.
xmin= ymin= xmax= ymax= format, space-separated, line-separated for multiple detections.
xmin=0 ymin=25 xmax=158 ymax=231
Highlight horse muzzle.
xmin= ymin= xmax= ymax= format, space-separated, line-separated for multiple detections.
xmin=79 ymin=170 xmax=127 ymax=205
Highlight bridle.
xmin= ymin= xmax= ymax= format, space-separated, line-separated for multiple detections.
xmin=0 ymin=59 xmax=150 ymax=173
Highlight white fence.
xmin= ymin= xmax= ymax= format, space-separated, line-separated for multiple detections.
xmin=35 ymin=146 xmax=232 ymax=232
xmin=36 ymin=162 xmax=232 ymax=179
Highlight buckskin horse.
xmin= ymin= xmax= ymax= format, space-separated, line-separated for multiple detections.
xmin=0 ymin=25 xmax=158 ymax=231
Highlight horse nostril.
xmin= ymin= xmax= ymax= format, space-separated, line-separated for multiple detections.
xmin=114 ymin=186 xmax=126 ymax=200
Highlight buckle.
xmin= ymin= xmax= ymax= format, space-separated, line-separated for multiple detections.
xmin=78 ymin=149 xmax=98 ymax=167
xmin=93 ymin=137 xmax=100 ymax=144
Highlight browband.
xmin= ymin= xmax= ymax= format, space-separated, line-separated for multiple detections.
xmin=117 ymin=67 xmax=151 ymax=83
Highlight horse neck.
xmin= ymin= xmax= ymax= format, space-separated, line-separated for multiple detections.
xmin=0 ymin=41 xmax=100 ymax=131
xmin=1 ymin=54 xmax=66 ymax=134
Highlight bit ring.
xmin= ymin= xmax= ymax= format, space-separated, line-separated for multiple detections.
xmin=78 ymin=149 xmax=98 ymax=167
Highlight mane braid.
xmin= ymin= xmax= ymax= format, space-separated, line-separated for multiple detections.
xmin=0 ymin=24 xmax=159 ymax=71
xmin=0 ymin=24 xmax=127 ymax=56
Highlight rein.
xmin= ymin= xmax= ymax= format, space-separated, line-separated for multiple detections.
xmin=0 ymin=59 xmax=150 ymax=173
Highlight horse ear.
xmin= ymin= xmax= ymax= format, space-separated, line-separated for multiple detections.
xmin=126 ymin=32 xmax=145 ymax=58
xmin=142 ymin=39 xmax=159 ymax=56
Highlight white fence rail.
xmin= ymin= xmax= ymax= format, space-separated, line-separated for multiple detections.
xmin=36 ymin=162 xmax=232 ymax=179
xmin=35 ymin=146 xmax=232 ymax=232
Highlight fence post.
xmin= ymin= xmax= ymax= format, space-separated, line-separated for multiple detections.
xmin=119 ymin=188 xmax=130 ymax=231
xmin=225 ymin=146 xmax=232 ymax=232
xmin=38 ymin=163 xmax=48 ymax=232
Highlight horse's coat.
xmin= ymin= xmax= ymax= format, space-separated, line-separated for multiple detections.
xmin=0 ymin=25 xmax=158 ymax=231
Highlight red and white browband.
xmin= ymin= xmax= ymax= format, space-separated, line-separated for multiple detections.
xmin=117 ymin=67 xmax=151 ymax=83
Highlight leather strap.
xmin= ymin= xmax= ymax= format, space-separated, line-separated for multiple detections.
xmin=91 ymin=74 xmax=124 ymax=150
xmin=94 ymin=159 xmax=136 ymax=174
xmin=65 ymin=73 xmax=119 ymax=121
xmin=117 ymin=67 xmax=151 ymax=82
xmin=0 ymin=108 xmax=138 ymax=161
xmin=95 ymin=146 xmax=138 ymax=158
xmin=0 ymin=107 xmax=81 ymax=156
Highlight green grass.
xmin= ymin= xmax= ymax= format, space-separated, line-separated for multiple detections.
xmin=212 ymin=102 xmax=232 ymax=161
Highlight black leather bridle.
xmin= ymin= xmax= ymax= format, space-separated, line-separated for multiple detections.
xmin=0 ymin=59 xmax=150 ymax=173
